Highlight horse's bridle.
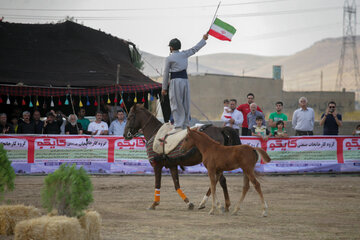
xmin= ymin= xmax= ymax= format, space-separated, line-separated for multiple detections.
xmin=125 ymin=109 xmax=159 ymax=140
xmin=126 ymin=111 xmax=140 ymax=139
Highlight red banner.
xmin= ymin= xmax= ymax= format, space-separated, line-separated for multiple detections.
xmin=0 ymin=135 xmax=359 ymax=174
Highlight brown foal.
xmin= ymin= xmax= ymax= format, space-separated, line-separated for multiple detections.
xmin=182 ymin=127 xmax=271 ymax=216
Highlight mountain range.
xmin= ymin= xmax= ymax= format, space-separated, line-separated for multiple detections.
xmin=140 ymin=36 xmax=360 ymax=92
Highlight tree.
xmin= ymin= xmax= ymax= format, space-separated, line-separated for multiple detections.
xmin=129 ymin=44 xmax=145 ymax=71
xmin=41 ymin=164 xmax=93 ymax=217
xmin=0 ymin=144 xmax=15 ymax=202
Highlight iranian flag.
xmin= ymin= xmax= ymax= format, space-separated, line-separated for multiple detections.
xmin=209 ymin=18 xmax=236 ymax=41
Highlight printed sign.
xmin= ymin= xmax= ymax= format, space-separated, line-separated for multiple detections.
xmin=0 ymin=135 xmax=359 ymax=174
xmin=0 ymin=137 xmax=28 ymax=163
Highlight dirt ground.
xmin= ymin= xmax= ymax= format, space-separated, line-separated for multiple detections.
xmin=1 ymin=174 xmax=360 ymax=240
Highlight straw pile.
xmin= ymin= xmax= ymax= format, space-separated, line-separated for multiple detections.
xmin=0 ymin=204 xmax=41 ymax=236
xmin=79 ymin=211 xmax=102 ymax=240
xmin=14 ymin=215 xmax=85 ymax=240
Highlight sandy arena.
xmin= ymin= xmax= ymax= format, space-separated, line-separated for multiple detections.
xmin=1 ymin=174 xmax=360 ymax=240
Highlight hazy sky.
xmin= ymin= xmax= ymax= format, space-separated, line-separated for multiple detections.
xmin=0 ymin=0 xmax=352 ymax=57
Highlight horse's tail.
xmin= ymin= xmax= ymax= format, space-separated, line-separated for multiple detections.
xmin=254 ymin=147 xmax=271 ymax=163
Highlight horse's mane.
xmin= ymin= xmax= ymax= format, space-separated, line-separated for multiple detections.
xmin=132 ymin=104 xmax=162 ymax=126
xmin=138 ymin=106 xmax=151 ymax=115
xmin=190 ymin=129 xmax=222 ymax=146
xmin=132 ymin=105 xmax=156 ymax=117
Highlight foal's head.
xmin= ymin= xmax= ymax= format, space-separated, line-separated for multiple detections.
xmin=181 ymin=127 xmax=198 ymax=151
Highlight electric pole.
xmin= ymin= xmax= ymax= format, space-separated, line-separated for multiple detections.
xmin=336 ymin=0 xmax=360 ymax=104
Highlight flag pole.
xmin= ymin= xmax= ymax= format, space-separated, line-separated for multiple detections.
xmin=208 ymin=1 xmax=221 ymax=32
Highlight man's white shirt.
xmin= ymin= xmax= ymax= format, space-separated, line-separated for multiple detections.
xmin=221 ymin=109 xmax=244 ymax=130
xmin=292 ymin=107 xmax=315 ymax=131
xmin=88 ymin=121 xmax=108 ymax=135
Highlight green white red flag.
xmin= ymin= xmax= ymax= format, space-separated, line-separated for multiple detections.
xmin=208 ymin=18 xmax=236 ymax=41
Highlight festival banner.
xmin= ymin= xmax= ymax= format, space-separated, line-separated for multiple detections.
xmin=241 ymin=138 xmax=262 ymax=148
xmin=0 ymin=137 xmax=28 ymax=163
xmin=262 ymin=137 xmax=340 ymax=173
xmin=34 ymin=137 xmax=108 ymax=162
xmin=343 ymin=138 xmax=360 ymax=161
xmin=0 ymin=135 xmax=359 ymax=174
xmin=267 ymin=138 xmax=337 ymax=161
xmin=341 ymin=138 xmax=360 ymax=172
xmin=112 ymin=137 xmax=152 ymax=174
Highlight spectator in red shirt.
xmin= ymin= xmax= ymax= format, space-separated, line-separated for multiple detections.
xmin=236 ymin=93 xmax=262 ymax=136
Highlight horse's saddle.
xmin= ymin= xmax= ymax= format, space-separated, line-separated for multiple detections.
xmin=153 ymin=123 xmax=200 ymax=155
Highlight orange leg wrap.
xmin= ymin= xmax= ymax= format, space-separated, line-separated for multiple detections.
xmin=177 ymin=188 xmax=187 ymax=201
xmin=154 ymin=189 xmax=160 ymax=202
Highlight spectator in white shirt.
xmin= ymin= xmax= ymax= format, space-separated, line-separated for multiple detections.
xmin=88 ymin=111 xmax=109 ymax=135
xmin=221 ymin=99 xmax=244 ymax=135
xmin=292 ymin=96 xmax=315 ymax=136
xmin=109 ymin=110 xmax=127 ymax=136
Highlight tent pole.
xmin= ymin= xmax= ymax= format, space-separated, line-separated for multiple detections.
xmin=97 ymin=96 xmax=100 ymax=111
xmin=114 ymin=64 xmax=120 ymax=109
xmin=69 ymin=93 xmax=80 ymax=134
xmin=116 ymin=64 xmax=120 ymax=85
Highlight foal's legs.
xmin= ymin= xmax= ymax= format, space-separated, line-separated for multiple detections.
xmin=148 ymin=164 xmax=162 ymax=210
xmin=170 ymin=167 xmax=194 ymax=210
xmin=208 ymin=171 xmax=222 ymax=215
xmin=248 ymin=171 xmax=268 ymax=217
xmin=219 ymin=174 xmax=231 ymax=212
xmin=232 ymin=174 xmax=250 ymax=215
xmin=198 ymin=188 xmax=211 ymax=210
xmin=198 ymin=174 xmax=230 ymax=212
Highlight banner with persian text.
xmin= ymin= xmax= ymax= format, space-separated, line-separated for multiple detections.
xmin=0 ymin=135 xmax=359 ymax=174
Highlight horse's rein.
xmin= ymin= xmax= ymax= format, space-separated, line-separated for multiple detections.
xmin=139 ymin=102 xmax=162 ymax=140
xmin=127 ymin=109 xmax=160 ymax=141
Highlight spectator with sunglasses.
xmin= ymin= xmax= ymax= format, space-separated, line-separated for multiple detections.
xmin=319 ymin=101 xmax=342 ymax=135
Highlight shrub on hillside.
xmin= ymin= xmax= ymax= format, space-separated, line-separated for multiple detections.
xmin=41 ymin=164 xmax=93 ymax=217
xmin=0 ymin=144 xmax=16 ymax=201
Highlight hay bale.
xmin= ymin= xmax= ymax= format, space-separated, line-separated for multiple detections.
xmin=0 ymin=204 xmax=41 ymax=236
xmin=79 ymin=211 xmax=102 ymax=240
xmin=14 ymin=215 xmax=85 ymax=240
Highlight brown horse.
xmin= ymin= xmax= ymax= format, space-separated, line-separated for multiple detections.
xmin=181 ymin=127 xmax=271 ymax=216
xmin=123 ymin=104 xmax=241 ymax=211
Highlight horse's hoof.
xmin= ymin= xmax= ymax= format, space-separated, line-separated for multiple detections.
xmin=198 ymin=205 xmax=206 ymax=210
xmin=208 ymin=209 xmax=215 ymax=215
xmin=187 ymin=202 xmax=194 ymax=210
xmin=262 ymin=212 xmax=268 ymax=217
xmin=148 ymin=202 xmax=159 ymax=210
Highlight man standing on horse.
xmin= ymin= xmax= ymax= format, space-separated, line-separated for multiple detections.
xmin=162 ymin=33 xmax=209 ymax=133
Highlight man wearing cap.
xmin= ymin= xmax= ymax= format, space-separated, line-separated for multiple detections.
xmin=162 ymin=34 xmax=208 ymax=133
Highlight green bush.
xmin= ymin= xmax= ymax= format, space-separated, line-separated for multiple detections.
xmin=0 ymin=144 xmax=16 ymax=202
xmin=41 ymin=163 xmax=93 ymax=217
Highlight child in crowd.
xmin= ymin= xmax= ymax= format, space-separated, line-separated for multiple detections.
xmin=252 ymin=116 xmax=269 ymax=140
xmin=223 ymin=99 xmax=232 ymax=127
xmin=273 ymin=120 xmax=288 ymax=138
xmin=352 ymin=124 xmax=360 ymax=136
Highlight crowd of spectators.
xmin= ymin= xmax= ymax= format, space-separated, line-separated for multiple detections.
xmin=221 ymin=93 xmax=358 ymax=137
xmin=0 ymin=107 xmax=127 ymax=136
xmin=1 ymin=95 xmax=359 ymax=137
